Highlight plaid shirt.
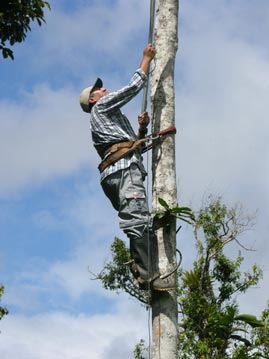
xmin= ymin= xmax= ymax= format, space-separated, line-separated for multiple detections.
xmin=90 ymin=69 xmax=147 ymax=181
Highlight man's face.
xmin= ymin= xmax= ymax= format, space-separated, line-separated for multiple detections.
xmin=90 ymin=87 xmax=108 ymax=101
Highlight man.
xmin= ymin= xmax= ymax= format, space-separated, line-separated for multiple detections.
xmin=79 ymin=44 xmax=176 ymax=291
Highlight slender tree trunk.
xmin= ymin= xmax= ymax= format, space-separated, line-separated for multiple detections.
xmin=150 ymin=1 xmax=179 ymax=359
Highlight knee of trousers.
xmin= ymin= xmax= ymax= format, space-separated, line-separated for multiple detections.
xmin=120 ymin=221 xmax=151 ymax=240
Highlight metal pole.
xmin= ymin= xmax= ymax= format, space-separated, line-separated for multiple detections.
xmin=141 ymin=0 xmax=156 ymax=113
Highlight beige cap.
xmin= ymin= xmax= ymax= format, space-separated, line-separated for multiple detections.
xmin=79 ymin=77 xmax=103 ymax=113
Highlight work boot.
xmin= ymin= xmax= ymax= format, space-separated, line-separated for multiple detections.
xmin=129 ymin=260 xmax=177 ymax=291
xmin=129 ymin=229 xmax=177 ymax=291
xmin=129 ymin=234 xmax=159 ymax=290
xmin=152 ymin=276 xmax=177 ymax=292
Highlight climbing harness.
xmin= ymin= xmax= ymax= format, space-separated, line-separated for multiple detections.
xmin=98 ymin=138 xmax=147 ymax=173
xmin=98 ymin=125 xmax=177 ymax=173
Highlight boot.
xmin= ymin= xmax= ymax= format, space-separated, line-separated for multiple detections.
xmin=129 ymin=227 xmax=178 ymax=292
xmin=129 ymin=234 xmax=158 ymax=290
xmin=152 ymin=275 xmax=177 ymax=292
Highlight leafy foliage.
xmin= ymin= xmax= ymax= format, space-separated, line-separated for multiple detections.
xmin=153 ymin=198 xmax=194 ymax=230
xmin=0 ymin=0 xmax=50 ymax=59
xmin=95 ymin=237 xmax=150 ymax=304
xmin=177 ymin=197 xmax=265 ymax=359
xmin=248 ymin=304 xmax=269 ymax=358
xmin=95 ymin=196 xmax=268 ymax=358
xmin=0 ymin=285 xmax=8 ymax=322
xmin=95 ymin=200 xmax=194 ymax=305
xmin=133 ymin=339 xmax=148 ymax=359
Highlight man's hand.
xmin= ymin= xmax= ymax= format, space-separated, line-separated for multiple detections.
xmin=138 ymin=111 xmax=150 ymax=130
xmin=143 ymin=43 xmax=156 ymax=60
xmin=137 ymin=112 xmax=150 ymax=139
xmin=139 ymin=44 xmax=155 ymax=75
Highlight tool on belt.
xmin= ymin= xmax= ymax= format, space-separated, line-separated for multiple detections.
xmin=98 ymin=126 xmax=176 ymax=173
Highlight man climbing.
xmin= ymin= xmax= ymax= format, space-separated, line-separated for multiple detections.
xmin=79 ymin=44 xmax=176 ymax=291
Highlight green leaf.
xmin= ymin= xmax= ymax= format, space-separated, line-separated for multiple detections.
xmin=230 ymin=334 xmax=251 ymax=347
xmin=235 ymin=314 xmax=264 ymax=328
xmin=172 ymin=206 xmax=192 ymax=213
xmin=231 ymin=327 xmax=248 ymax=335
xmin=158 ymin=197 xmax=169 ymax=209
xmin=0 ymin=0 xmax=51 ymax=60
xmin=177 ymin=217 xmax=193 ymax=225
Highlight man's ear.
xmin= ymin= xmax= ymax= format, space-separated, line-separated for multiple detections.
xmin=89 ymin=97 xmax=97 ymax=105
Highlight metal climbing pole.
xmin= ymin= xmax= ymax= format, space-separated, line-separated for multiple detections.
xmin=141 ymin=0 xmax=156 ymax=114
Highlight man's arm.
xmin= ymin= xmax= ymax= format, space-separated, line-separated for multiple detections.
xmin=137 ymin=45 xmax=155 ymax=138
xmin=95 ymin=44 xmax=155 ymax=114
xmin=139 ymin=43 xmax=156 ymax=75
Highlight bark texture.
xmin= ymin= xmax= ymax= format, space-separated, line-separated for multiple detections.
xmin=150 ymin=1 xmax=179 ymax=359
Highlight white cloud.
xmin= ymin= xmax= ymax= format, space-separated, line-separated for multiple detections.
xmin=176 ymin=0 xmax=269 ymax=208
xmin=4 ymin=188 xmax=123 ymax=309
xmin=0 ymin=0 xmax=155 ymax=196
xmin=0 ymin=84 xmax=93 ymax=196
xmin=174 ymin=0 xmax=269 ymax=316
xmin=0 ymin=300 xmax=149 ymax=359
xmin=22 ymin=0 xmax=149 ymax=76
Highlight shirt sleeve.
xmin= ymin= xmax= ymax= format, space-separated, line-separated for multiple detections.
xmin=95 ymin=69 xmax=147 ymax=114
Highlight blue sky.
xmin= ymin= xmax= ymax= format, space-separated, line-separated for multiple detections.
xmin=1 ymin=0 xmax=269 ymax=358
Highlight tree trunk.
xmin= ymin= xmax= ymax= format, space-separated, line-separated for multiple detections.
xmin=150 ymin=0 xmax=179 ymax=359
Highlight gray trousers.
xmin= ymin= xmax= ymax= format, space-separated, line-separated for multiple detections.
xmin=101 ymin=163 xmax=154 ymax=280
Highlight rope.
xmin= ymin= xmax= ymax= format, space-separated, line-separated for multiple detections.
xmin=145 ymin=145 xmax=152 ymax=359
xmin=143 ymin=2 xmax=156 ymax=358
xmin=141 ymin=0 xmax=156 ymax=114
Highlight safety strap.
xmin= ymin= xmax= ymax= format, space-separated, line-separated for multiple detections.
xmin=98 ymin=125 xmax=177 ymax=173
xmin=142 ymin=125 xmax=177 ymax=153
